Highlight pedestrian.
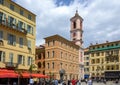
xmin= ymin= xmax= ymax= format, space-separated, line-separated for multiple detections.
xmin=54 ymin=79 xmax=58 ymax=85
xmin=71 ymin=78 xmax=76 ymax=85
xmin=87 ymin=78 xmax=93 ymax=85
xmin=76 ymin=79 xmax=81 ymax=85
xmin=29 ymin=77 xmax=34 ymax=85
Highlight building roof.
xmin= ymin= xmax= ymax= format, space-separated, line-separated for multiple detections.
xmin=90 ymin=40 xmax=120 ymax=47
xmin=70 ymin=10 xmax=83 ymax=21
xmin=11 ymin=0 xmax=36 ymax=16
xmin=44 ymin=34 xmax=80 ymax=49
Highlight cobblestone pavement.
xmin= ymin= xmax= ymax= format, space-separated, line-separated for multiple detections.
xmin=81 ymin=81 xmax=120 ymax=85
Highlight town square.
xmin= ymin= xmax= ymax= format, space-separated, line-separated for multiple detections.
xmin=0 ymin=0 xmax=120 ymax=85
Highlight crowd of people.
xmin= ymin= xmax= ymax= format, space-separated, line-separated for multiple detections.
xmin=28 ymin=77 xmax=93 ymax=85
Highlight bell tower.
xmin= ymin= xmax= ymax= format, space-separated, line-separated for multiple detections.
xmin=70 ymin=10 xmax=84 ymax=79
xmin=70 ymin=10 xmax=83 ymax=47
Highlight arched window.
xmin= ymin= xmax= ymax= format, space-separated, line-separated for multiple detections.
xmin=73 ymin=21 xmax=76 ymax=28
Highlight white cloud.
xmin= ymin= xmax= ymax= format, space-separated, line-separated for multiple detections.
xmin=15 ymin=0 xmax=120 ymax=47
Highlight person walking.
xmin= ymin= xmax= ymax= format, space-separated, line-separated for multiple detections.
xmin=87 ymin=78 xmax=93 ymax=85
xmin=76 ymin=79 xmax=81 ymax=85
xmin=54 ymin=79 xmax=58 ymax=85
xmin=29 ymin=77 xmax=34 ymax=85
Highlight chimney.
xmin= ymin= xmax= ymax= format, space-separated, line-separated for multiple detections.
xmin=106 ymin=41 xmax=109 ymax=43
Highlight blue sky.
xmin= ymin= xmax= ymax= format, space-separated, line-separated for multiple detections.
xmin=14 ymin=0 xmax=120 ymax=48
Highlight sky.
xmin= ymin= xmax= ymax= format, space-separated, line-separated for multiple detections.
xmin=14 ymin=0 xmax=120 ymax=48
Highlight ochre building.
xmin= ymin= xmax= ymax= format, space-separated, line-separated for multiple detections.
xmin=89 ymin=41 xmax=120 ymax=80
xmin=42 ymin=34 xmax=79 ymax=80
xmin=36 ymin=45 xmax=45 ymax=74
xmin=0 ymin=0 xmax=36 ymax=70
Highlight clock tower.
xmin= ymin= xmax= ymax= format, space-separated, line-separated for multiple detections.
xmin=70 ymin=10 xmax=84 ymax=79
xmin=70 ymin=10 xmax=83 ymax=47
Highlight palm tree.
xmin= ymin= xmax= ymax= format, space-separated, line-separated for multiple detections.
xmin=29 ymin=64 xmax=37 ymax=73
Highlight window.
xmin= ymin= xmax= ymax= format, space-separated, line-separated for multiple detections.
xmin=28 ymin=14 xmax=32 ymax=20
xmin=43 ymin=61 xmax=45 ymax=68
xmin=0 ymin=12 xmax=6 ymax=24
xmin=47 ymin=52 xmax=49 ymax=58
xmin=73 ymin=21 xmax=76 ymax=28
xmin=102 ymin=46 xmax=104 ymax=48
xmin=9 ymin=53 xmax=13 ymax=63
xmin=20 ymin=9 xmax=24 ymax=16
xmin=18 ymin=55 xmax=24 ymax=65
xmin=27 ymin=25 xmax=33 ymax=35
xmin=28 ymin=56 xmax=32 ymax=65
xmin=0 ymin=51 xmax=5 ymax=62
xmin=19 ymin=37 xmax=23 ymax=47
xmin=91 ymin=59 xmax=95 ymax=64
xmin=38 ymin=54 xmax=41 ymax=59
xmin=28 ymin=40 xmax=31 ymax=49
xmin=73 ymin=33 xmax=76 ymax=37
xmin=38 ymin=62 xmax=41 ymax=68
xmin=0 ymin=31 xmax=3 ymax=40
xmin=47 ymin=63 xmax=49 ymax=69
xmin=101 ymin=52 xmax=104 ymax=56
xmin=8 ymin=16 xmax=16 ymax=29
xmin=0 ymin=12 xmax=3 ymax=23
xmin=0 ymin=0 xmax=4 ymax=4
xmin=7 ymin=34 xmax=16 ymax=45
xmin=18 ymin=21 xmax=24 ymax=31
xmin=96 ymin=52 xmax=100 ymax=56
xmin=86 ymin=62 xmax=89 ymax=66
xmin=60 ymin=63 xmax=62 ymax=68
xmin=10 ymin=4 xmax=14 ymax=11
xmin=52 ymin=62 xmax=54 ymax=69
xmin=86 ymin=57 xmax=89 ymax=60
xmin=61 ymin=52 xmax=63 ymax=58
xmin=92 ymin=67 xmax=94 ymax=71
xmin=96 ymin=59 xmax=100 ymax=63
xmin=52 ymin=51 xmax=54 ymax=57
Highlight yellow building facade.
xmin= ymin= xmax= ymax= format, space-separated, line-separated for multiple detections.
xmin=84 ymin=48 xmax=90 ymax=79
xmin=0 ymin=0 xmax=36 ymax=70
xmin=44 ymin=35 xmax=79 ymax=80
xmin=89 ymin=41 xmax=120 ymax=79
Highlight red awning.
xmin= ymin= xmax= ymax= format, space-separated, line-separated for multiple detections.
xmin=21 ymin=73 xmax=30 ymax=78
xmin=0 ymin=69 xmax=49 ymax=78
xmin=0 ymin=69 xmax=18 ymax=78
xmin=31 ymin=73 xmax=49 ymax=78
xmin=0 ymin=69 xmax=14 ymax=73
xmin=0 ymin=72 xmax=18 ymax=78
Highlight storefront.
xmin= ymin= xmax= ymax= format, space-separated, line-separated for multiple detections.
xmin=105 ymin=71 xmax=120 ymax=80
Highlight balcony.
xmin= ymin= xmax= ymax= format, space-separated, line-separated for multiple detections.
xmin=0 ymin=20 xmax=27 ymax=35
xmin=5 ymin=62 xmax=18 ymax=68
